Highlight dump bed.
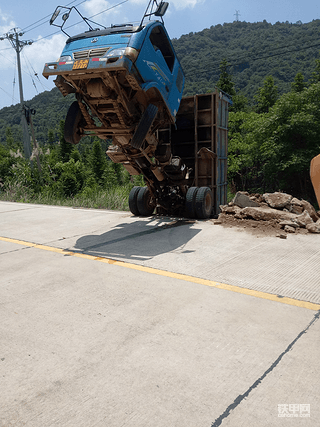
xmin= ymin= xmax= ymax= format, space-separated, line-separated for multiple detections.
xmin=157 ymin=90 xmax=229 ymax=215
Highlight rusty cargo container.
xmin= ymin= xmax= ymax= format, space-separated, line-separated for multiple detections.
xmin=157 ymin=90 xmax=229 ymax=216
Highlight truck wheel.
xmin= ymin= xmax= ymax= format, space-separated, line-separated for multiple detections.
xmin=195 ymin=187 xmax=213 ymax=219
xmin=185 ymin=187 xmax=199 ymax=218
xmin=131 ymin=104 xmax=158 ymax=149
xmin=64 ymin=101 xmax=84 ymax=144
xmin=137 ymin=187 xmax=156 ymax=216
xmin=128 ymin=186 xmax=141 ymax=216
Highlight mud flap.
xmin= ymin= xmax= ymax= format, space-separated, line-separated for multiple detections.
xmin=130 ymin=104 xmax=158 ymax=149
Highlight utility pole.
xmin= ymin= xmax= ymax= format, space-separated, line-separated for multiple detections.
xmin=0 ymin=29 xmax=33 ymax=161
xmin=234 ymin=10 xmax=241 ymax=21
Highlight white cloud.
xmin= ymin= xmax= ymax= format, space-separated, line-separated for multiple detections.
xmin=0 ymin=7 xmax=16 ymax=35
xmin=82 ymin=0 xmax=123 ymax=25
xmin=170 ymin=0 xmax=205 ymax=9
xmin=130 ymin=0 xmax=205 ymax=9
xmin=23 ymin=34 xmax=67 ymax=73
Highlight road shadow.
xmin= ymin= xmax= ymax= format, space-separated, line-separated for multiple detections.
xmin=73 ymin=217 xmax=201 ymax=261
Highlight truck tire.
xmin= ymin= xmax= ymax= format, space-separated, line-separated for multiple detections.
xmin=195 ymin=187 xmax=213 ymax=219
xmin=64 ymin=101 xmax=84 ymax=144
xmin=128 ymin=186 xmax=141 ymax=216
xmin=137 ymin=187 xmax=156 ymax=216
xmin=131 ymin=104 xmax=158 ymax=149
xmin=185 ymin=187 xmax=199 ymax=218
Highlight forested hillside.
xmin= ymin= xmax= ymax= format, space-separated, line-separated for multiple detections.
xmin=1 ymin=19 xmax=320 ymax=145
xmin=0 ymin=88 xmax=73 ymax=146
xmin=172 ymin=19 xmax=320 ymax=99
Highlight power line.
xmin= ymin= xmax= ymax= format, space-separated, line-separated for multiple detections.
xmin=32 ymin=0 xmax=129 ymax=44
xmin=0 ymin=84 xmax=19 ymax=104
xmin=0 ymin=49 xmax=40 ymax=82
xmin=184 ymin=39 xmax=320 ymax=76
xmin=21 ymin=0 xmax=87 ymax=35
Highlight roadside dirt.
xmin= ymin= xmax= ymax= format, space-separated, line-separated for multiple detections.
xmin=211 ymin=191 xmax=319 ymax=238
xmin=212 ymin=214 xmax=309 ymax=238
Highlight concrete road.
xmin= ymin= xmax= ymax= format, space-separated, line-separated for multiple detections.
xmin=0 ymin=201 xmax=319 ymax=427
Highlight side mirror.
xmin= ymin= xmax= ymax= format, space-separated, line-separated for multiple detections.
xmin=50 ymin=8 xmax=61 ymax=25
xmin=154 ymin=2 xmax=169 ymax=17
xmin=62 ymin=12 xmax=70 ymax=22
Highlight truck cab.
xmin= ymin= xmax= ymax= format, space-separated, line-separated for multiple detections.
xmin=43 ymin=3 xmax=184 ymax=143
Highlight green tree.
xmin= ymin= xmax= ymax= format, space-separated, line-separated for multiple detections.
xmin=5 ymin=127 xmax=15 ymax=149
xmin=230 ymin=83 xmax=320 ymax=200
xmin=103 ymin=160 xmax=119 ymax=187
xmin=309 ymin=56 xmax=320 ymax=84
xmin=0 ymin=145 xmax=15 ymax=184
xmin=55 ymin=158 xmax=86 ymax=197
xmin=47 ymin=129 xmax=55 ymax=144
xmin=58 ymin=120 xmax=73 ymax=163
xmin=254 ymin=76 xmax=278 ymax=113
xmin=230 ymin=92 xmax=249 ymax=113
xmin=216 ymin=59 xmax=235 ymax=97
xmin=291 ymin=72 xmax=305 ymax=93
xmin=89 ymin=139 xmax=106 ymax=185
xmin=228 ymin=111 xmax=261 ymax=190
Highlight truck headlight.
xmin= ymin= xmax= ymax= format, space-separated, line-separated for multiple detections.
xmin=59 ymin=55 xmax=72 ymax=62
xmin=105 ymin=48 xmax=126 ymax=61
xmin=104 ymin=47 xmax=139 ymax=63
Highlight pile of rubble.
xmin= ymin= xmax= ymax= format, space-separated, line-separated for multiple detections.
xmin=217 ymin=192 xmax=320 ymax=237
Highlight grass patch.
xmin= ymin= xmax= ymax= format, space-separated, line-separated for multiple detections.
xmin=0 ymin=184 xmax=131 ymax=211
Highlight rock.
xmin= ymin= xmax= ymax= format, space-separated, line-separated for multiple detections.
xmin=290 ymin=205 xmax=304 ymax=215
xmin=241 ymin=206 xmax=297 ymax=222
xmin=284 ymin=201 xmax=305 ymax=215
xmin=251 ymin=193 xmax=265 ymax=203
xmin=234 ymin=212 xmax=243 ymax=219
xmin=219 ymin=205 xmax=242 ymax=215
xmin=233 ymin=192 xmax=260 ymax=208
xmin=317 ymin=218 xmax=320 ymax=226
xmin=213 ymin=220 xmax=222 ymax=225
xmin=291 ymin=197 xmax=303 ymax=206
xmin=276 ymin=233 xmax=287 ymax=239
xmin=306 ymin=223 xmax=320 ymax=233
xmin=263 ymin=192 xmax=293 ymax=209
xmin=279 ymin=220 xmax=299 ymax=229
xmin=294 ymin=210 xmax=314 ymax=228
xmin=300 ymin=200 xmax=319 ymax=222
xmin=219 ymin=204 xmax=229 ymax=213
xmin=284 ymin=225 xmax=296 ymax=233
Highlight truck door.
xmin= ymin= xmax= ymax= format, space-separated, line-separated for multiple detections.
xmin=135 ymin=24 xmax=176 ymax=103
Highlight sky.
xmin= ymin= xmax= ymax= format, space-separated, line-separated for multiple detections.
xmin=0 ymin=0 xmax=319 ymax=111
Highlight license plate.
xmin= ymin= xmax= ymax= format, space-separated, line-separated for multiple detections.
xmin=72 ymin=59 xmax=89 ymax=70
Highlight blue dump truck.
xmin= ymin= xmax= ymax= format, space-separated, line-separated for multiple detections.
xmin=43 ymin=1 xmax=229 ymax=218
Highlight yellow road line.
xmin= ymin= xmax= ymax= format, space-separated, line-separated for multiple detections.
xmin=1 ymin=236 xmax=320 ymax=311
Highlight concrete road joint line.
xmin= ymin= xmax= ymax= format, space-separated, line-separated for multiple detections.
xmin=211 ymin=310 xmax=320 ymax=427
xmin=0 ymin=206 xmax=41 ymax=214
xmin=1 ymin=235 xmax=320 ymax=311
